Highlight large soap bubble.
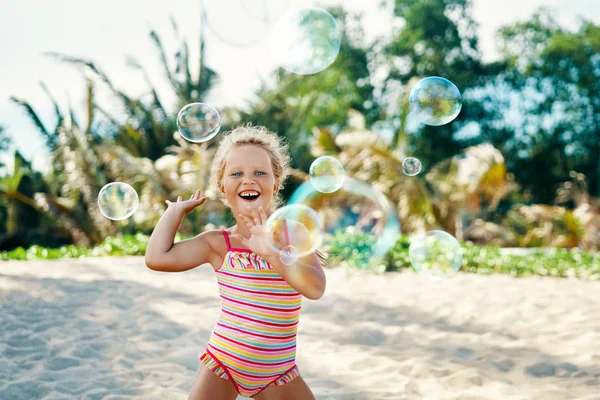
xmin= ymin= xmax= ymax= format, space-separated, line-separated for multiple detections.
xmin=409 ymin=77 xmax=462 ymax=126
xmin=269 ymin=7 xmax=341 ymax=75
xmin=289 ymin=177 xmax=401 ymax=270
xmin=176 ymin=103 xmax=221 ymax=143
xmin=409 ymin=230 xmax=463 ymax=280
xmin=98 ymin=182 xmax=139 ymax=221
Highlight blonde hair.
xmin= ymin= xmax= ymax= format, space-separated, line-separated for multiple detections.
xmin=210 ymin=124 xmax=291 ymax=209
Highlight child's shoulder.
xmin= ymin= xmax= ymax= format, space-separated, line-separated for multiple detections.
xmin=197 ymin=229 xmax=227 ymax=248
xmin=194 ymin=229 xmax=229 ymax=270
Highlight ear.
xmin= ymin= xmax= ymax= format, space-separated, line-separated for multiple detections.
xmin=273 ymin=183 xmax=279 ymax=194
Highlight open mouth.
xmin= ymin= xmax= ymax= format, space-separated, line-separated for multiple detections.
xmin=238 ymin=190 xmax=261 ymax=201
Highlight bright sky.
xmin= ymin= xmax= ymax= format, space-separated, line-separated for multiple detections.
xmin=0 ymin=0 xmax=598 ymax=172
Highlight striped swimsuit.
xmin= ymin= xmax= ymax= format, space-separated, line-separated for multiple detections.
xmin=197 ymin=229 xmax=302 ymax=398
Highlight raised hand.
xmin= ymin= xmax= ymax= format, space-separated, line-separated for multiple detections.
xmin=232 ymin=206 xmax=277 ymax=259
xmin=165 ymin=189 xmax=207 ymax=216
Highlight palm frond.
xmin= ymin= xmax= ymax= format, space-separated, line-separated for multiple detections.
xmin=149 ymin=29 xmax=179 ymax=93
xmin=39 ymin=81 xmax=65 ymax=130
xmin=9 ymin=97 xmax=56 ymax=150
xmin=46 ymin=52 xmax=137 ymax=112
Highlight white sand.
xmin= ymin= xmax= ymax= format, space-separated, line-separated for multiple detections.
xmin=1 ymin=256 xmax=599 ymax=399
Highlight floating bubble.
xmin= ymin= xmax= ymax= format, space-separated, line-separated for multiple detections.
xmin=402 ymin=157 xmax=422 ymax=176
xmin=309 ymin=156 xmax=345 ymax=193
xmin=409 ymin=230 xmax=463 ymax=280
xmin=265 ymin=204 xmax=324 ymax=260
xmin=290 ymin=177 xmax=401 ymax=270
xmin=409 ymin=77 xmax=462 ymax=126
xmin=203 ymin=0 xmax=271 ymax=47
xmin=269 ymin=7 xmax=341 ymax=75
xmin=176 ymin=103 xmax=221 ymax=143
xmin=279 ymin=245 xmax=299 ymax=265
xmin=98 ymin=182 xmax=139 ymax=221
xmin=241 ymin=0 xmax=289 ymax=23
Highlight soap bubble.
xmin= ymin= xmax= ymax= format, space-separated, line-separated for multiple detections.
xmin=309 ymin=156 xmax=345 ymax=193
xmin=176 ymin=103 xmax=221 ymax=143
xmin=265 ymin=204 xmax=324 ymax=260
xmin=241 ymin=0 xmax=289 ymax=23
xmin=98 ymin=182 xmax=139 ymax=221
xmin=409 ymin=230 xmax=463 ymax=280
xmin=269 ymin=7 xmax=341 ymax=75
xmin=290 ymin=177 xmax=401 ymax=270
xmin=402 ymin=157 xmax=422 ymax=176
xmin=203 ymin=0 xmax=271 ymax=47
xmin=409 ymin=77 xmax=462 ymax=126
xmin=279 ymin=245 xmax=299 ymax=265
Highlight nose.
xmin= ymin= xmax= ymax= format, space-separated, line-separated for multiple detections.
xmin=242 ymin=176 xmax=256 ymax=185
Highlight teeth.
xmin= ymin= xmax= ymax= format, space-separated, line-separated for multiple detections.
xmin=240 ymin=191 xmax=259 ymax=197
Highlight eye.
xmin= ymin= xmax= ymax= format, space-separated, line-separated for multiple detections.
xmin=231 ymin=172 xmax=242 ymax=177
xmin=255 ymin=171 xmax=265 ymax=176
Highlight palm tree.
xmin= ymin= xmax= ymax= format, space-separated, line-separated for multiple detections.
xmin=2 ymin=18 xmax=224 ymax=248
xmin=46 ymin=17 xmax=219 ymax=161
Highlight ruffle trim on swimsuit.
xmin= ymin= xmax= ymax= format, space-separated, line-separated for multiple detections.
xmin=198 ymin=351 xmax=228 ymax=380
xmin=198 ymin=350 xmax=300 ymax=388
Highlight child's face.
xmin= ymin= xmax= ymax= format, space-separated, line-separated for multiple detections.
xmin=221 ymin=144 xmax=278 ymax=215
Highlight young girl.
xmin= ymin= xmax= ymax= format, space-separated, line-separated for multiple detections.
xmin=145 ymin=125 xmax=326 ymax=400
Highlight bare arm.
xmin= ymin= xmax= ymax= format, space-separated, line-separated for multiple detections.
xmin=145 ymin=191 xmax=212 ymax=272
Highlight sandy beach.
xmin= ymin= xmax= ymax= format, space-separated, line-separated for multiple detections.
xmin=1 ymin=256 xmax=599 ymax=399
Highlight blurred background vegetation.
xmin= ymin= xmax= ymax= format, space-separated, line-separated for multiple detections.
xmin=1 ymin=0 xmax=599 ymax=276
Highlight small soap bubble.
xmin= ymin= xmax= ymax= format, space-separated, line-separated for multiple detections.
xmin=409 ymin=77 xmax=462 ymax=126
xmin=176 ymin=103 xmax=221 ymax=143
xmin=97 ymin=182 xmax=139 ymax=221
xmin=279 ymin=245 xmax=299 ymax=265
xmin=309 ymin=156 xmax=345 ymax=193
xmin=402 ymin=157 xmax=422 ymax=176
xmin=409 ymin=230 xmax=463 ymax=280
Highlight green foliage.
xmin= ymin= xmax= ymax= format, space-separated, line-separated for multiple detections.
xmin=383 ymin=0 xmax=484 ymax=167
xmin=325 ymin=230 xmax=599 ymax=280
xmin=0 ymin=233 xmax=157 ymax=261
xmin=323 ymin=228 xmax=380 ymax=270
xmin=2 ymin=231 xmax=598 ymax=281
xmin=487 ymin=9 xmax=600 ymax=202
xmin=390 ymin=237 xmax=600 ymax=280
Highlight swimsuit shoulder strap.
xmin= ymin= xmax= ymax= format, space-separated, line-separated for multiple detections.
xmin=221 ymin=229 xmax=232 ymax=250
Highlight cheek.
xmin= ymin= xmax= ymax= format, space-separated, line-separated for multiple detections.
xmin=262 ymin=178 xmax=276 ymax=192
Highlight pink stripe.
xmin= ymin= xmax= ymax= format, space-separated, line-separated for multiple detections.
xmin=216 ymin=322 xmax=297 ymax=340
xmin=222 ymin=309 xmax=299 ymax=328
xmin=228 ymin=247 xmax=254 ymax=253
xmin=219 ymin=281 xmax=301 ymax=297
xmin=209 ymin=344 xmax=295 ymax=368
xmin=220 ymin=294 xmax=302 ymax=313
xmin=214 ymin=332 xmax=296 ymax=353
xmin=219 ymin=270 xmax=284 ymax=282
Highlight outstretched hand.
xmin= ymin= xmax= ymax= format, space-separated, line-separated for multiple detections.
xmin=231 ymin=206 xmax=277 ymax=259
xmin=165 ymin=189 xmax=207 ymax=216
